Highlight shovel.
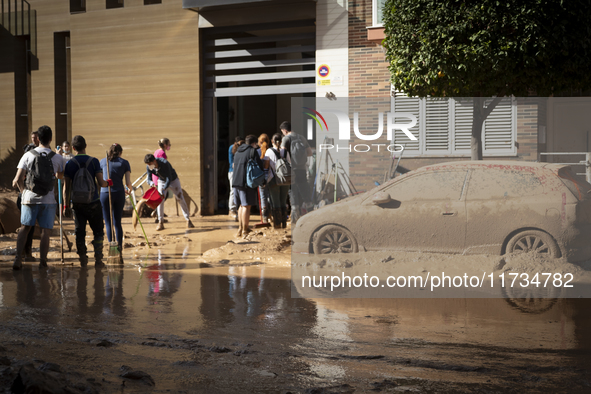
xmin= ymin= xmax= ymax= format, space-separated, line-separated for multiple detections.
xmin=105 ymin=152 xmax=121 ymax=264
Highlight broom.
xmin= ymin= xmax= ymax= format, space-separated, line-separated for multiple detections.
xmin=129 ymin=194 xmax=150 ymax=249
xmin=105 ymin=152 xmax=121 ymax=263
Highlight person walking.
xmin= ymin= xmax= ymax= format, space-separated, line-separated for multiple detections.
xmin=64 ymin=135 xmax=111 ymax=267
xmin=228 ymin=136 xmax=244 ymax=221
xmin=280 ymin=121 xmax=312 ymax=225
xmin=100 ymin=143 xmax=132 ymax=252
xmin=16 ymin=130 xmax=40 ymax=262
xmin=265 ymin=133 xmax=290 ymax=229
xmin=144 ymin=154 xmax=194 ymax=230
xmin=257 ymin=133 xmax=271 ymax=223
xmin=232 ymin=135 xmax=265 ymax=237
xmin=12 ymin=125 xmax=64 ymax=270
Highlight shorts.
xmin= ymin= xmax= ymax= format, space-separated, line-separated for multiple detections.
xmin=21 ymin=203 xmax=57 ymax=229
xmin=233 ymin=186 xmax=258 ymax=207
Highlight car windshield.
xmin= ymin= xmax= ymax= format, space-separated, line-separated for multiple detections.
xmin=557 ymin=167 xmax=591 ymax=201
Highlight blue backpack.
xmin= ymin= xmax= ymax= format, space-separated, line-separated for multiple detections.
xmin=246 ymin=149 xmax=265 ymax=188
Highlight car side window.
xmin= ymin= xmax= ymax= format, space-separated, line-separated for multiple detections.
xmin=466 ymin=169 xmax=544 ymax=200
xmin=382 ymin=171 xmax=467 ymax=201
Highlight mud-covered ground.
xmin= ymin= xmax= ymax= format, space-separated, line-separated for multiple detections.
xmin=1 ymin=189 xmax=591 ymax=393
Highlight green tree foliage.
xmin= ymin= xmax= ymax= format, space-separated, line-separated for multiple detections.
xmin=383 ymin=0 xmax=591 ymax=159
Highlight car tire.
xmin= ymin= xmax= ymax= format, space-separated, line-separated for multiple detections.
xmin=313 ymin=225 xmax=358 ymax=254
xmin=506 ymin=230 xmax=560 ymax=258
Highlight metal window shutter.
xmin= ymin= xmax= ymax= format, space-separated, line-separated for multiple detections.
xmin=484 ymin=97 xmax=513 ymax=151
xmin=393 ymin=91 xmax=420 ymax=152
xmin=425 ymin=98 xmax=450 ymax=152
xmin=453 ymin=98 xmax=473 ymax=152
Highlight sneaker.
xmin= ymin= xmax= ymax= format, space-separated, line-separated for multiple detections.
xmin=186 ymin=219 xmax=195 ymax=229
xmin=39 ymin=260 xmax=48 ymax=269
xmin=12 ymin=259 xmax=22 ymax=271
xmin=156 ymin=221 xmax=165 ymax=231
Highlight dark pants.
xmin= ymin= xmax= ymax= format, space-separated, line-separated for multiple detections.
xmin=290 ymin=169 xmax=310 ymax=208
xmin=73 ymin=200 xmax=104 ymax=258
xmin=268 ymin=184 xmax=290 ymax=209
xmin=100 ymin=191 xmax=125 ymax=248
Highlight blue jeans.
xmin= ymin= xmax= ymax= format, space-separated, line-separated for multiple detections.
xmin=258 ymin=185 xmax=270 ymax=210
xmin=100 ymin=191 xmax=125 ymax=248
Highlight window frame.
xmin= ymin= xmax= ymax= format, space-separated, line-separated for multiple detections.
xmin=372 ymin=0 xmax=386 ymax=27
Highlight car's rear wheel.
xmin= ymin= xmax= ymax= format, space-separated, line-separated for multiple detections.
xmin=506 ymin=230 xmax=560 ymax=257
xmin=313 ymin=225 xmax=358 ymax=254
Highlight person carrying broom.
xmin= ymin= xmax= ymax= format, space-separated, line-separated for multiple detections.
xmin=64 ymin=135 xmax=111 ymax=268
xmin=100 ymin=143 xmax=132 ymax=257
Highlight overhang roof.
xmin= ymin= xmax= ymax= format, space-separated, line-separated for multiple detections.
xmin=183 ymin=0 xmax=271 ymax=9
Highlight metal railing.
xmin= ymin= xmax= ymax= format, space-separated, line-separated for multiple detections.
xmin=1 ymin=0 xmax=31 ymax=36
xmin=539 ymin=152 xmax=591 ymax=183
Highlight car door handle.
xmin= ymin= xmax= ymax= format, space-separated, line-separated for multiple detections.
xmin=441 ymin=211 xmax=456 ymax=216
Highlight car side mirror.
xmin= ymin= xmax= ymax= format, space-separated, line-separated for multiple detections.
xmin=372 ymin=191 xmax=392 ymax=205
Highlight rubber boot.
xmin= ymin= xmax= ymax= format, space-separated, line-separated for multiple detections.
xmin=272 ymin=209 xmax=282 ymax=229
xmin=79 ymin=254 xmax=88 ymax=267
xmin=93 ymin=240 xmax=104 ymax=267
xmin=262 ymin=208 xmax=270 ymax=224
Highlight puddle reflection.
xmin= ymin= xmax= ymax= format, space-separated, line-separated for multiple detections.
xmin=1 ymin=250 xmax=591 ymax=361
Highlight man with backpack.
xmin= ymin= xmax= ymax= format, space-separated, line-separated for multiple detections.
xmin=11 ymin=126 xmax=64 ymax=270
xmin=232 ymin=134 xmax=265 ymax=238
xmin=280 ymin=121 xmax=313 ymax=225
xmin=64 ymin=135 xmax=111 ymax=267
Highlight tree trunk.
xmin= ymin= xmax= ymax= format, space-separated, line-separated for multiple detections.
xmin=470 ymin=96 xmax=504 ymax=161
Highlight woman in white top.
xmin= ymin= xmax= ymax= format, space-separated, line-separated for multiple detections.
xmin=264 ymin=133 xmax=290 ymax=229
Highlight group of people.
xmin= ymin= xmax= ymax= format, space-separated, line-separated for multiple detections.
xmin=10 ymin=120 xmax=308 ymax=268
xmin=228 ymin=121 xmax=312 ymax=238
xmin=11 ymin=126 xmax=192 ymax=270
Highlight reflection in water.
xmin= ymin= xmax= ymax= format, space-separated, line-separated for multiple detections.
xmin=2 ymin=251 xmax=591 ymax=388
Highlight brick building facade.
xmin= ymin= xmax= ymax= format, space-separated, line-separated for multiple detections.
xmin=344 ymin=0 xmax=546 ymax=194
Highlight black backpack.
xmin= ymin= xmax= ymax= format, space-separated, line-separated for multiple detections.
xmin=25 ymin=150 xmax=56 ymax=196
xmin=71 ymin=158 xmax=96 ymax=204
xmin=289 ymin=134 xmax=308 ymax=167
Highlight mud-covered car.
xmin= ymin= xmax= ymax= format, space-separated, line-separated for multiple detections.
xmin=292 ymin=161 xmax=591 ymax=262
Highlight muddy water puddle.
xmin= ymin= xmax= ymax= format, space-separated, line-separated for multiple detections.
xmin=1 ymin=248 xmax=591 ymax=392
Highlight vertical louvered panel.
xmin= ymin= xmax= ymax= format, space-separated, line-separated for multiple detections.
xmin=425 ymin=98 xmax=450 ymax=152
xmin=393 ymin=91 xmax=420 ymax=152
xmin=453 ymin=98 xmax=473 ymax=152
xmin=484 ymin=97 xmax=514 ymax=151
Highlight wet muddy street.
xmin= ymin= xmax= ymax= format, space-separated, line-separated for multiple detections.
xmin=1 ymin=216 xmax=591 ymax=393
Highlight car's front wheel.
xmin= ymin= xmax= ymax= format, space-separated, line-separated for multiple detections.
xmin=506 ymin=230 xmax=560 ymax=258
xmin=313 ymin=225 xmax=358 ymax=254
